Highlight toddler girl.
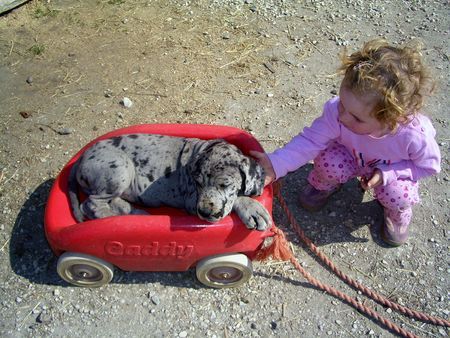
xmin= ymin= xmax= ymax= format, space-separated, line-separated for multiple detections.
xmin=252 ymin=38 xmax=441 ymax=246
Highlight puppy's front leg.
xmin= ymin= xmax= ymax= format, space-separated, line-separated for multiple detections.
xmin=233 ymin=196 xmax=271 ymax=231
xmin=80 ymin=196 xmax=122 ymax=220
xmin=109 ymin=197 xmax=133 ymax=215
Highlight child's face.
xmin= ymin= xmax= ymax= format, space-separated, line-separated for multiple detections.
xmin=338 ymin=85 xmax=387 ymax=136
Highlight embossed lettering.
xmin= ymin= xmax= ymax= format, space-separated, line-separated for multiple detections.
xmin=140 ymin=242 xmax=159 ymax=256
xmin=124 ymin=245 xmax=141 ymax=256
xmin=104 ymin=241 xmax=194 ymax=258
xmin=105 ymin=241 xmax=124 ymax=255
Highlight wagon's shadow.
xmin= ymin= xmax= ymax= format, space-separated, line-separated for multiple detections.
xmin=10 ymin=165 xmax=387 ymax=288
xmin=9 ymin=179 xmax=63 ymax=285
xmin=272 ymin=165 xmax=387 ymax=248
xmin=9 ymin=180 xmax=215 ymax=288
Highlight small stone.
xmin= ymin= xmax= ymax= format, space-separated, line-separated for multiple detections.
xmin=150 ymin=295 xmax=160 ymax=305
xmin=179 ymin=331 xmax=187 ymax=338
xmin=121 ymin=97 xmax=133 ymax=108
xmin=19 ymin=111 xmax=33 ymax=119
xmin=267 ymin=93 xmax=274 ymax=98
xmin=53 ymin=289 xmax=60 ymax=297
xmin=386 ymin=308 xmax=392 ymax=314
xmin=264 ymin=62 xmax=275 ymax=73
xmin=26 ymin=76 xmax=33 ymax=84
xmin=57 ymin=128 xmax=74 ymax=135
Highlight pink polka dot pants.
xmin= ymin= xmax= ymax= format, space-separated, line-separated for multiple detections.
xmin=308 ymin=143 xmax=358 ymax=191
xmin=374 ymin=180 xmax=419 ymax=226
xmin=308 ymin=143 xmax=419 ymax=226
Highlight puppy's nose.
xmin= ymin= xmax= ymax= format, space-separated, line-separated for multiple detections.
xmin=198 ymin=209 xmax=211 ymax=219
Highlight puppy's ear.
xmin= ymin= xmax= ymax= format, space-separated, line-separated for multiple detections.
xmin=239 ymin=156 xmax=265 ymax=196
xmin=187 ymin=139 xmax=225 ymax=180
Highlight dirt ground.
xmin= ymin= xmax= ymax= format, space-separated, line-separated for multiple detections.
xmin=0 ymin=0 xmax=449 ymax=337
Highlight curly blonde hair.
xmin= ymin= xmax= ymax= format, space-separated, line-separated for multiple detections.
xmin=339 ymin=38 xmax=435 ymax=131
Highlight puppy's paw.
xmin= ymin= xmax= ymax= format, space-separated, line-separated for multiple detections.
xmin=233 ymin=196 xmax=271 ymax=231
xmin=109 ymin=197 xmax=132 ymax=215
xmin=81 ymin=198 xmax=117 ymax=220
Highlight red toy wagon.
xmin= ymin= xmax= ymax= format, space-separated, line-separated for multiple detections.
xmin=44 ymin=124 xmax=273 ymax=288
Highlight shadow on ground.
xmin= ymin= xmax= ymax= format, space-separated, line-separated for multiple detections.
xmin=9 ymin=179 xmax=204 ymax=288
xmin=10 ymin=165 xmax=389 ymax=288
xmin=272 ymin=165 xmax=387 ymax=247
xmin=9 ymin=179 xmax=63 ymax=285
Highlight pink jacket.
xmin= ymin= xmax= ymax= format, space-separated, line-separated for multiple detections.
xmin=268 ymin=97 xmax=441 ymax=185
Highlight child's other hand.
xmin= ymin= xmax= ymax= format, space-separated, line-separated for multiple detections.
xmin=249 ymin=151 xmax=275 ymax=186
xmin=361 ymin=169 xmax=383 ymax=190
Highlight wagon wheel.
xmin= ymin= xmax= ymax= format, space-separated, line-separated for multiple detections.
xmin=196 ymin=253 xmax=253 ymax=288
xmin=57 ymin=252 xmax=114 ymax=287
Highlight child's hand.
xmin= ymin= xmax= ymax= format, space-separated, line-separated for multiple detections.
xmin=361 ymin=169 xmax=383 ymax=190
xmin=249 ymin=151 xmax=276 ymax=186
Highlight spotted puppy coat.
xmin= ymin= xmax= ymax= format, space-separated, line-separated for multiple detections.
xmin=69 ymin=134 xmax=271 ymax=230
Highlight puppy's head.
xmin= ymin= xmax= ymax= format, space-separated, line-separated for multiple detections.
xmin=189 ymin=140 xmax=265 ymax=223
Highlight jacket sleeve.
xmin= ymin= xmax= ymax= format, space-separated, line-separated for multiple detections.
xmin=268 ymin=99 xmax=341 ymax=179
xmin=377 ymin=122 xmax=441 ymax=185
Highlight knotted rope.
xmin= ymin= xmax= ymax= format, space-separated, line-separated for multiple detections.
xmin=256 ymin=181 xmax=449 ymax=338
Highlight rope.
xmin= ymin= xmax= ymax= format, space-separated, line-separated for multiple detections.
xmin=256 ymin=181 xmax=450 ymax=337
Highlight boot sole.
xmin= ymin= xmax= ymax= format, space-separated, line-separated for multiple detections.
xmin=298 ymin=186 xmax=341 ymax=212
xmin=381 ymin=226 xmax=406 ymax=247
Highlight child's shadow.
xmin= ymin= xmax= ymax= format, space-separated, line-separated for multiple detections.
xmin=273 ymin=165 xmax=386 ymax=247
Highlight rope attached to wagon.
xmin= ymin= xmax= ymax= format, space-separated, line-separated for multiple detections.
xmin=256 ymin=181 xmax=450 ymax=338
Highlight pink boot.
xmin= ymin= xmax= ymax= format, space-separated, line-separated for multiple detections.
xmin=381 ymin=207 xmax=412 ymax=246
xmin=298 ymin=183 xmax=341 ymax=212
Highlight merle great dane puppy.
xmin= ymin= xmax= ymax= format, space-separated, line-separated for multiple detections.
xmin=69 ymin=134 xmax=271 ymax=230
